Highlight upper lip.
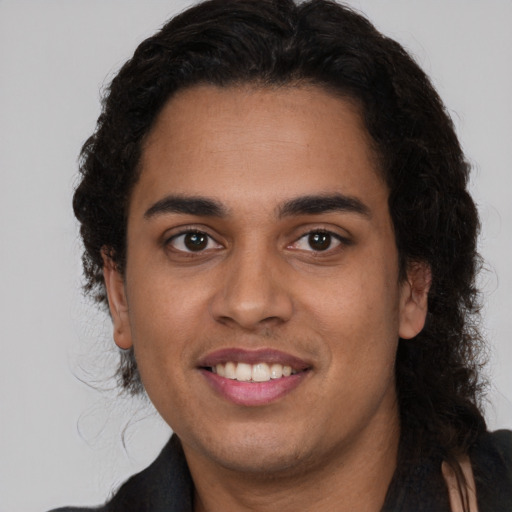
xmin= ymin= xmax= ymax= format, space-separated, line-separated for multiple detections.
xmin=198 ymin=348 xmax=311 ymax=371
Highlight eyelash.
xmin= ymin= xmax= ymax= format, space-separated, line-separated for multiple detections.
xmin=165 ymin=228 xmax=350 ymax=255
xmin=290 ymin=230 xmax=350 ymax=253
xmin=166 ymin=230 xmax=221 ymax=253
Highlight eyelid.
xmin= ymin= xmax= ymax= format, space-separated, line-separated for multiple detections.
xmin=301 ymin=231 xmax=339 ymax=246
xmin=290 ymin=225 xmax=352 ymax=243
xmin=164 ymin=226 xmax=223 ymax=253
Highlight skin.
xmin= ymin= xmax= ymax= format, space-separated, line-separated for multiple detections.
xmin=104 ymin=85 xmax=430 ymax=512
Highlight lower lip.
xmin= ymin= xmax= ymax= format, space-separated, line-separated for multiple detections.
xmin=200 ymin=369 xmax=308 ymax=406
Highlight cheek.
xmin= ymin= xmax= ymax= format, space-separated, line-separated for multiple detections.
xmin=128 ymin=262 xmax=208 ymax=322
xmin=303 ymin=263 xmax=400 ymax=332
xmin=124 ymin=270 xmax=210 ymax=372
xmin=299 ymin=257 xmax=401 ymax=373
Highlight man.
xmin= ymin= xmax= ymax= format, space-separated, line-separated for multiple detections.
xmin=53 ymin=0 xmax=511 ymax=510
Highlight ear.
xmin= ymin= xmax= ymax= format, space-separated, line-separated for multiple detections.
xmin=102 ymin=248 xmax=133 ymax=350
xmin=398 ymin=261 xmax=432 ymax=340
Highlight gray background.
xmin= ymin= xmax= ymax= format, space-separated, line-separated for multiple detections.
xmin=1 ymin=1 xmax=511 ymax=510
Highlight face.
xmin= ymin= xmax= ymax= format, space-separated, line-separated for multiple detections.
xmin=104 ymin=85 xmax=429 ymax=478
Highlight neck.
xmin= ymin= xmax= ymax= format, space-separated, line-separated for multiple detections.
xmin=185 ymin=408 xmax=400 ymax=512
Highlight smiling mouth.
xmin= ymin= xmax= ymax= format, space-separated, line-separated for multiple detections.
xmin=198 ymin=349 xmax=311 ymax=405
xmin=206 ymin=361 xmax=300 ymax=382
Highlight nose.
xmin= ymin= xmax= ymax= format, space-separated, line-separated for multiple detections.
xmin=210 ymin=248 xmax=294 ymax=330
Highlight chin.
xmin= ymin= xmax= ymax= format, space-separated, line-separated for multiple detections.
xmin=188 ymin=425 xmax=320 ymax=476
xmin=213 ymin=445 xmax=310 ymax=476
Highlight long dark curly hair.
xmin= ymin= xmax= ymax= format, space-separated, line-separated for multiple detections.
xmin=73 ymin=0 xmax=487 ymax=488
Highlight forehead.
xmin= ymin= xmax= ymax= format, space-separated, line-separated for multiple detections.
xmin=134 ymin=84 xmax=386 ymax=216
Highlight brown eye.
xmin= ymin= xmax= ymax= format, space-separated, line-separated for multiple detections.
xmin=308 ymin=232 xmax=332 ymax=251
xmin=184 ymin=232 xmax=208 ymax=251
xmin=168 ymin=231 xmax=221 ymax=253
xmin=290 ymin=230 xmax=346 ymax=253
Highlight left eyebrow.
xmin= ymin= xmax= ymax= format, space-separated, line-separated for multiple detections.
xmin=144 ymin=195 xmax=227 ymax=219
xmin=278 ymin=194 xmax=371 ymax=218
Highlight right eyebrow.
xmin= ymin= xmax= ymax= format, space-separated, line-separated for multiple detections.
xmin=143 ymin=195 xmax=227 ymax=219
xmin=278 ymin=193 xmax=371 ymax=219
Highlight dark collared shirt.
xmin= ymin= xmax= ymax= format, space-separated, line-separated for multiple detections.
xmin=51 ymin=430 xmax=512 ymax=512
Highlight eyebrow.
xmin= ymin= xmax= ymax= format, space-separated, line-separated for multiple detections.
xmin=144 ymin=195 xmax=227 ymax=219
xmin=143 ymin=192 xmax=370 ymax=220
xmin=278 ymin=194 xmax=371 ymax=218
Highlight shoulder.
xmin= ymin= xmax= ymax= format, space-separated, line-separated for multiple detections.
xmin=471 ymin=429 xmax=512 ymax=472
xmin=47 ymin=435 xmax=193 ymax=512
xmin=471 ymin=429 xmax=512 ymax=512
xmin=105 ymin=436 xmax=193 ymax=512
xmin=48 ymin=509 xmax=105 ymax=512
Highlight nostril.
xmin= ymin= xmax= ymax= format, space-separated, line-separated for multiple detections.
xmin=209 ymin=262 xmax=293 ymax=328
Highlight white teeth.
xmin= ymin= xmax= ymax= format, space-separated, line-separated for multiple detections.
xmin=236 ymin=362 xmax=252 ymax=381
xmin=212 ymin=361 xmax=299 ymax=382
xmin=216 ymin=364 xmax=225 ymax=377
xmin=270 ymin=363 xmax=283 ymax=379
xmin=225 ymin=361 xmax=237 ymax=379
xmin=252 ymin=363 xmax=270 ymax=382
